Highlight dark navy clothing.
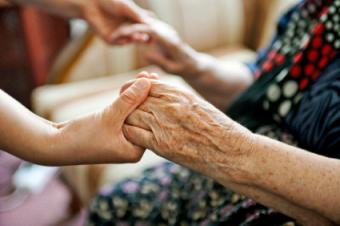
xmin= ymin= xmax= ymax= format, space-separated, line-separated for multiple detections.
xmin=243 ymin=1 xmax=340 ymax=158
xmin=287 ymin=56 xmax=340 ymax=157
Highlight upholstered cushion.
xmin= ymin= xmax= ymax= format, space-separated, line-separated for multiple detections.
xmin=33 ymin=48 xmax=255 ymax=120
xmin=138 ymin=0 xmax=246 ymax=51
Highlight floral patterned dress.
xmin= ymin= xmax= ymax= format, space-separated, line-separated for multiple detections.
xmin=87 ymin=1 xmax=340 ymax=225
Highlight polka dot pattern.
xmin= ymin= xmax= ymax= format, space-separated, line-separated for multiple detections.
xmin=255 ymin=0 xmax=340 ymax=123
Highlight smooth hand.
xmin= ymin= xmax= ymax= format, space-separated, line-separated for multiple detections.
xmin=82 ymin=0 xmax=150 ymax=43
xmin=122 ymin=79 xmax=254 ymax=183
xmin=49 ymin=78 xmax=151 ymax=165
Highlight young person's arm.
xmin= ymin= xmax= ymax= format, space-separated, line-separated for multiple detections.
xmin=9 ymin=0 xmax=150 ymax=43
xmin=0 ymin=78 xmax=151 ymax=165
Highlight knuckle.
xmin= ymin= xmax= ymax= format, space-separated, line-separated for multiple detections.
xmin=129 ymin=151 xmax=144 ymax=163
xmin=121 ymin=90 xmax=138 ymax=105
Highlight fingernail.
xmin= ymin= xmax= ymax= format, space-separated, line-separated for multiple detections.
xmin=151 ymin=73 xmax=159 ymax=78
xmin=134 ymin=79 xmax=149 ymax=90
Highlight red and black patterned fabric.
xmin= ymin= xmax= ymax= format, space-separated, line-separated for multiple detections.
xmin=228 ymin=0 xmax=340 ymax=155
xmin=258 ymin=0 xmax=340 ymax=121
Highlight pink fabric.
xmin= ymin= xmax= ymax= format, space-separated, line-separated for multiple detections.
xmin=0 ymin=151 xmax=22 ymax=196
xmin=0 ymin=151 xmax=72 ymax=226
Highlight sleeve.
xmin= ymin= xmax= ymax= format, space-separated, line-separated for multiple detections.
xmin=286 ymin=57 xmax=340 ymax=158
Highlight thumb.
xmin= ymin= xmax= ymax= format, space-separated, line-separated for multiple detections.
xmin=112 ymin=78 xmax=151 ymax=123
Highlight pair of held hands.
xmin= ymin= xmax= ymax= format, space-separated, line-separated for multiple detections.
xmin=66 ymin=0 xmax=253 ymax=181
xmin=70 ymin=71 xmax=253 ymax=185
xmin=83 ymin=0 xmax=198 ymax=79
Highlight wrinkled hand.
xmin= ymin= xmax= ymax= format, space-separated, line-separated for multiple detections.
xmin=122 ymin=77 xmax=254 ymax=181
xmin=82 ymin=0 xmax=150 ymax=44
xmin=111 ymin=18 xmax=200 ymax=78
xmin=53 ymin=78 xmax=151 ymax=165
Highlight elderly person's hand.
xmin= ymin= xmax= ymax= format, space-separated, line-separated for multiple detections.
xmin=122 ymin=79 xmax=254 ymax=183
xmin=110 ymin=16 xmax=254 ymax=110
xmin=120 ymin=76 xmax=340 ymax=225
xmin=111 ymin=18 xmax=202 ymax=79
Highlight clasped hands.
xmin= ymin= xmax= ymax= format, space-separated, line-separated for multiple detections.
xmin=120 ymin=72 xmax=255 ymax=184
xmin=63 ymin=0 xmax=254 ymax=184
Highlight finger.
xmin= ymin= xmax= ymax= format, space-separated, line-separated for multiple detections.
xmin=126 ymin=109 xmax=153 ymax=131
xmin=112 ymin=78 xmax=151 ymax=124
xmin=112 ymin=32 xmax=150 ymax=45
xmin=114 ymin=36 xmax=133 ymax=45
xmin=132 ymin=33 xmax=150 ymax=43
xmin=119 ymin=80 xmax=135 ymax=95
xmin=83 ymin=5 xmax=114 ymax=43
xmin=146 ymin=51 xmax=178 ymax=73
xmin=119 ymin=72 xmax=152 ymax=94
xmin=123 ymin=125 xmax=155 ymax=149
xmin=135 ymin=71 xmax=151 ymax=80
xmin=111 ymin=24 xmax=152 ymax=43
xmin=146 ymin=81 xmax=182 ymax=99
xmin=117 ymin=140 xmax=145 ymax=163
xmin=146 ymin=10 xmax=157 ymax=19
xmin=88 ymin=18 xmax=115 ymax=44
xmin=137 ymin=72 xmax=160 ymax=79
xmin=137 ymin=96 xmax=166 ymax=113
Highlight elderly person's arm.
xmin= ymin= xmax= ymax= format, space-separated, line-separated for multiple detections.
xmin=111 ymin=18 xmax=254 ymax=110
xmin=123 ymin=80 xmax=340 ymax=225
xmin=8 ymin=0 xmax=150 ymax=43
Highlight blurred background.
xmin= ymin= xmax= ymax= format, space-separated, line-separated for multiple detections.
xmin=0 ymin=0 xmax=297 ymax=225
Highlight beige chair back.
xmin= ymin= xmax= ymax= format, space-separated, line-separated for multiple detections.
xmin=48 ymin=0 xmax=297 ymax=83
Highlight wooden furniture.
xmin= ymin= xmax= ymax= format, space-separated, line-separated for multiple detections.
xmin=0 ymin=0 xmax=11 ymax=7
xmin=0 ymin=6 xmax=69 ymax=107
xmin=0 ymin=7 xmax=34 ymax=107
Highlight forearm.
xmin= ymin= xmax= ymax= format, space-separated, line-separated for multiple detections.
xmin=0 ymin=90 xmax=59 ymax=164
xmin=0 ymin=90 xmax=97 ymax=165
xmin=223 ymin=181 xmax=333 ymax=225
xmin=9 ymin=0 xmax=85 ymax=18
xmin=196 ymin=125 xmax=333 ymax=224
xmin=214 ymin=132 xmax=340 ymax=224
xmin=246 ymin=135 xmax=340 ymax=224
xmin=184 ymin=52 xmax=254 ymax=110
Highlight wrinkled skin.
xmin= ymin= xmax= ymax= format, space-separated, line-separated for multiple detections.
xmin=111 ymin=18 xmax=200 ymax=78
xmin=123 ymin=80 xmax=254 ymax=183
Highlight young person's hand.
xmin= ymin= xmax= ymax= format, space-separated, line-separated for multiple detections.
xmin=8 ymin=0 xmax=150 ymax=44
xmin=82 ymin=0 xmax=151 ymax=44
xmin=0 ymin=77 xmax=152 ymax=166
xmin=49 ymin=77 xmax=151 ymax=165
